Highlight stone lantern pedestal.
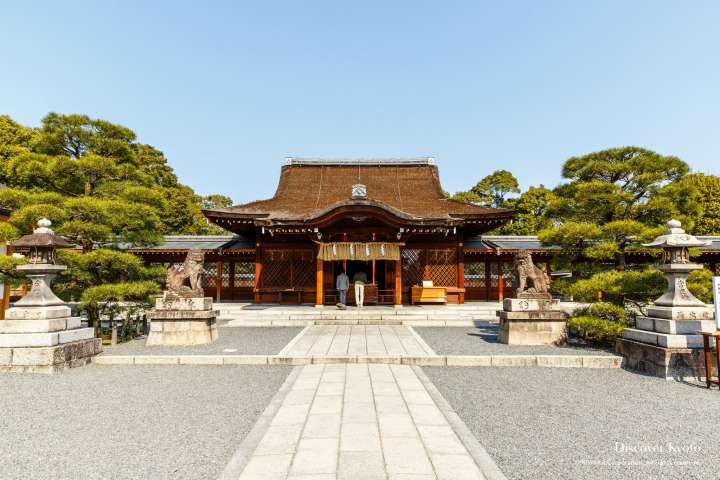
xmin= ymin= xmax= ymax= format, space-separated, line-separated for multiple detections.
xmin=0 ymin=219 xmax=101 ymax=373
xmin=616 ymin=220 xmax=716 ymax=380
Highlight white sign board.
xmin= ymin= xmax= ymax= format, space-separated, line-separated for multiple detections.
xmin=714 ymin=276 xmax=720 ymax=331
xmin=0 ymin=244 xmax=5 ymax=303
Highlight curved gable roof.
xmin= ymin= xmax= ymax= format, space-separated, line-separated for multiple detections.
xmin=204 ymin=159 xmax=514 ymax=227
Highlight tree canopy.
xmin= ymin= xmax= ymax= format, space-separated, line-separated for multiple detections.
xmin=539 ymin=147 xmax=698 ymax=269
xmin=683 ymin=173 xmax=720 ymax=235
xmin=450 ymin=169 xmax=520 ymax=207
xmin=499 ymin=185 xmax=556 ymax=235
xmin=0 ymin=113 xmax=229 ymax=250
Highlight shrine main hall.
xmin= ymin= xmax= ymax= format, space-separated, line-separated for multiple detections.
xmin=129 ymin=158 xmax=548 ymax=305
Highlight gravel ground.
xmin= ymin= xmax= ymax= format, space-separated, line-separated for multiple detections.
xmin=101 ymin=326 xmax=302 ymax=355
xmin=0 ymin=364 xmax=291 ymax=480
xmin=424 ymin=366 xmax=720 ymax=480
xmin=416 ymin=324 xmax=611 ymax=355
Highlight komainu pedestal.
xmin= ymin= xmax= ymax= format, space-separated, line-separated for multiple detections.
xmin=147 ymin=294 xmax=218 ymax=346
xmin=616 ymin=220 xmax=717 ymax=380
xmin=497 ymin=298 xmax=569 ymax=345
xmin=146 ymin=250 xmax=218 ymax=346
xmin=496 ymin=251 xmax=568 ymax=345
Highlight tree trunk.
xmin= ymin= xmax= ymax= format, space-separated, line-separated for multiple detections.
xmin=615 ymin=250 xmax=626 ymax=271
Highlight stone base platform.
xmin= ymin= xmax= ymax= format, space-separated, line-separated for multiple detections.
xmin=1 ymin=337 xmax=102 ymax=373
xmin=623 ymin=327 xmax=706 ymax=349
xmin=618 ymin=305 xmax=716 ymax=380
xmin=616 ymin=337 xmax=715 ymax=380
xmin=496 ymin=299 xmax=569 ymax=345
xmin=146 ymin=318 xmax=219 ymax=346
xmin=147 ymin=295 xmax=218 ymax=346
xmin=646 ymin=305 xmax=715 ymax=320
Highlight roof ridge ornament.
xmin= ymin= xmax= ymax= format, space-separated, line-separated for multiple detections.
xmin=351 ymin=183 xmax=368 ymax=199
xmin=286 ymin=157 xmax=435 ymax=166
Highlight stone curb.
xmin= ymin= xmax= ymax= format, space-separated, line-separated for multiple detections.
xmin=413 ymin=365 xmax=509 ymax=480
xmin=406 ymin=325 xmax=438 ymax=355
xmin=277 ymin=324 xmax=312 ymax=355
xmin=216 ymin=366 xmax=302 ymax=480
xmin=92 ymin=354 xmax=624 ymax=368
xmin=224 ymin=319 xmax=489 ymax=327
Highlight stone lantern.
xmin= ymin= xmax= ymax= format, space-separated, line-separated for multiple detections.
xmin=642 ymin=219 xmax=711 ymax=310
xmin=617 ymin=219 xmax=715 ymax=379
xmin=10 ymin=218 xmax=73 ymax=308
xmin=0 ymin=219 xmax=101 ymax=373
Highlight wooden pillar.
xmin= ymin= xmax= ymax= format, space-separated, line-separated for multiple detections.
xmin=457 ymin=232 xmax=464 ymax=304
xmin=215 ymin=259 xmax=222 ymax=302
xmin=497 ymin=261 xmax=504 ymax=302
xmin=315 ymin=258 xmax=324 ymax=306
xmin=0 ymin=244 xmax=12 ymax=320
xmin=254 ymin=243 xmax=262 ymax=304
xmin=484 ymin=261 xmax=491 ymax=301
xmin=394 ymin=259 xmax=402 ymax=305
xmin=371 ymin=232 xmax=376 ymax=284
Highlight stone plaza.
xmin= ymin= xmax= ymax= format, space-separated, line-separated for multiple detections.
xmin=2 ymin=218 xmax=718 ymax=479
xmin=2 ymin=313 xmax=718 ymax=480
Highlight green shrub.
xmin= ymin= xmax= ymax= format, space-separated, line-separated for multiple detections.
xmin=563 ymin=267 xmax=713 ymax=307
xmin=55 ymin=248 xmax=164 ymax=301
xmin=567 ymin=269 xmax=666 ymax=305
xmin=80 ymin=280 xmax=160 ymax=329
xmin=567 ymin=315 xmax=626 ymax=347
xmin=573 ymin=302 xmax=628 ymax=324
xmin=687 ymin=269 xmax=713 ymax=304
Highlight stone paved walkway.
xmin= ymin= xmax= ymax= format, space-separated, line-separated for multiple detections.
xmin=280 ymin=325 xmax=436 ymax=357
xmin=232 ymin=364 xmax=490 ymax=480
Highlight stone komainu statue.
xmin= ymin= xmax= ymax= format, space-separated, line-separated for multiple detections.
xmin=166 ymin=249 xmax=205 ymax=297
xmin=513 ymin=250 xmax=550 ymax=298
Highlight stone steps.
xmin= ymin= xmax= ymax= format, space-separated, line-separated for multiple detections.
xmin=92 ymin=353 xmax=624 ymax=368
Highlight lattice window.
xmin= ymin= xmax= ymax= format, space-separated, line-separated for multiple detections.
xmin=425 ymin=248 xmax=457 ymax=287
xmin=222 ymin=262 xmax=231 ymax=287
xmin=201 ymin=263 xmax=216 ymax=288
xmin=464 ymin=262 xmax=486 ymax=288
xmin=234 ymin=261 xmax=255 ymax=287
xmin=263 ymin=260 xmax=289 ymax=287
xmin=401 ymin=249 xmax=424 ymax=287
xmin=489 ymin=262 xmax=499 ymax=288
xmin=293 ymin=261 xmax=316 ymax=287
xmin=501 ymin=262 xmax=514 ymax=289
xmin=262 ymin=249 xmax=315 ymax=288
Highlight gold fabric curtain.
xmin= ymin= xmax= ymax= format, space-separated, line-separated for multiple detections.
xmin=317 ymin=242 xmax=402 ymax=261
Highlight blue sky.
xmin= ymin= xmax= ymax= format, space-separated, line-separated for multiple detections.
xmin=2 ymin=1 xmax=718 ymax=203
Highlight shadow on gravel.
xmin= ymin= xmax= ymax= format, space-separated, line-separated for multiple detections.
xmin=466 ymin=323 xmax=500 ymax=343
